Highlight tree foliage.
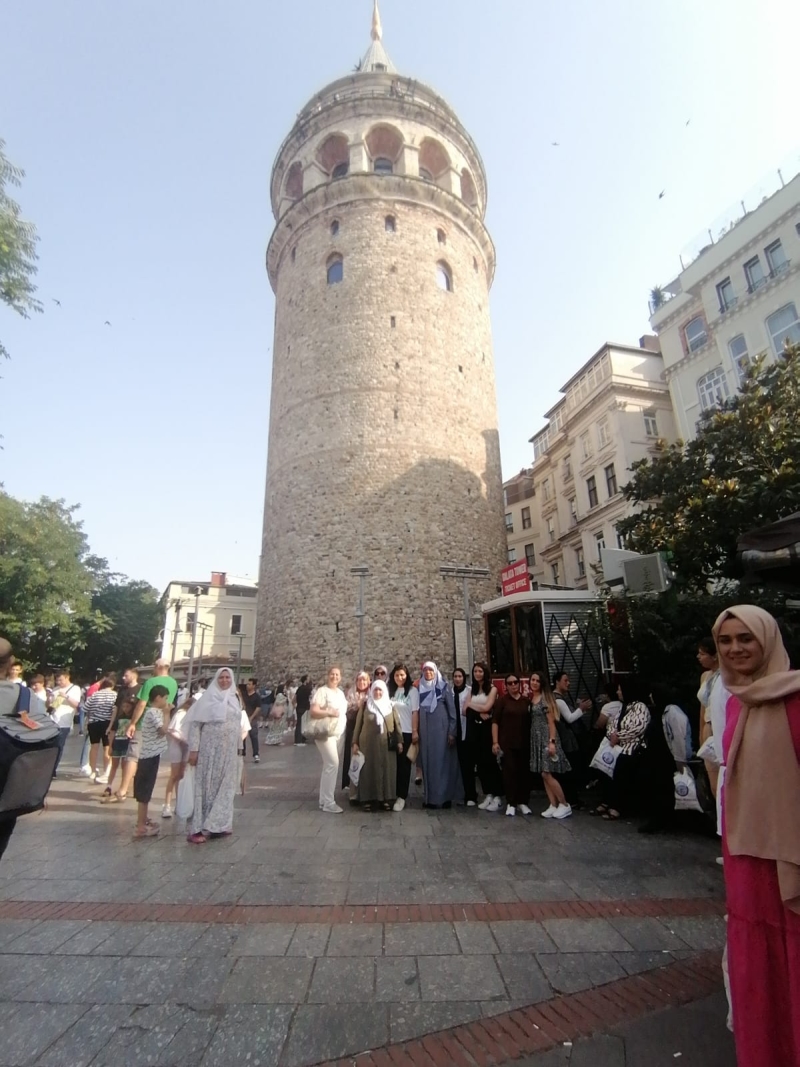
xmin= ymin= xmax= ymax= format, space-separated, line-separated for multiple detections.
xmin=71 ymin=578 xmax=162 ymax=679
xmin=0 ymin=139 xmax=42 ymax=361
xmin=617 ymin=343 xmax=800 ymax=590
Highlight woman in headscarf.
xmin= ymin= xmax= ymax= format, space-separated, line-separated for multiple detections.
xmin=184 ymin=667 xmax=250 ymax=844
xmin=451 ymin=668 xmax=475 ymax=806
xmin=343 ymin=670 xmax=371 ymax=800
xmin=388 ymin=664 xmax=419 ymax=811
xmin=712 ymin=605 xmax=800 ymax=1066
xmin=418 ymin=662 xmax=458 ymax=809
xmin=352 ymin=679 xmax=403 ymax=811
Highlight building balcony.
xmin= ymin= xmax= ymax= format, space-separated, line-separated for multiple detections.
xmin=770 ymin=259 xmax=791 ymax=280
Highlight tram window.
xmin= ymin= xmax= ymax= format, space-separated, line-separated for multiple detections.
xmin=515 ymin=605 xmax=545 ymax=676
xmin=487 ymin=609 xmax=514 ymax=676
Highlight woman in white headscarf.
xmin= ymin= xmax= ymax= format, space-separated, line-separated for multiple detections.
xmin=418 ymin=662 xmax=459 ymax=809
xmin=183 ymin=667 xmax=250 ymax=844
xmin=352 ymin=680 xmax=403 ymax=811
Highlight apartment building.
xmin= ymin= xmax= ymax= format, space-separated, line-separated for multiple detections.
xmin=650 ymin=165 xmax=800 ymax=439
xmin=518 ymin=339 xmax=677 ymax=591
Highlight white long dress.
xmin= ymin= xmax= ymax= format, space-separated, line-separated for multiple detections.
xmin=188 ymin=705 xmax=242 ymax=835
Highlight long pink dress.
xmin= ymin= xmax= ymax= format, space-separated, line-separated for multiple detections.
xmin=723 ymin=692 xmax=800 ymax=1066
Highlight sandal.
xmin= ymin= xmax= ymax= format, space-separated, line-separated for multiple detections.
xmin=133 ymin=825 xmax=160 ymax=839
xmin=99 ymin=788 xmax=113 ymax=801
xmin=382 ymin=803 xmax=391 ymax=811
xmin=362 ymin=804 xmax=373 ymax=813
xmin=187 ymin=832 xmax=208 ymax=844
xmin=589 ymin=804 xmax=609 ymax=816
xmin=602 ymin=809 xmax=621 ymax=821
xmin=106 ymin=793 xmax=128 ymax=804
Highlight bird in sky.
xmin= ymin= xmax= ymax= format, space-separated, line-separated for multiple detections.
xmin=685 ymin=119 xmax=691 ymax=126
xmin=51 ymin=298 xmax=61 ymax=306
xmin=104 ymin=320 xmax=112 ymax=326
xmin=658 ymin=190 xmax=666 ymax=199
xmin=551 ymin=141 xmax=560 ymax=147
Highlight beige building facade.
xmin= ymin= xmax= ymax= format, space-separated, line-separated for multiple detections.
xmin=160 ymin=572 xmax=257 ymax=679
xmin=650 ymin=168 xmax=800 ymax=440
xmin=256 ymin=5 xmax=506 ymax=679
xmin=509 ymin=340 xmax=677 ymax=591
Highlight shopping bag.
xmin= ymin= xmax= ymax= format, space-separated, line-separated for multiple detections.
xmin=697 ymin=735 xmax=720 ymax=766
xmin=301 ymin=710 xmax=331 ymax=740
xmin=175 ymin=765 xmax=194 ymax=820
xmin=673 ymin=769 xmax=703 ymax=812
xmin=589 ymin=737 xmax=622 ymax=777
xmin=348 ymin=751 xmax=365 ymax=786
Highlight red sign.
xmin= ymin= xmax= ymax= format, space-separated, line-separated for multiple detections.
xmin=501 ymin=561 xmax=532 ymax=597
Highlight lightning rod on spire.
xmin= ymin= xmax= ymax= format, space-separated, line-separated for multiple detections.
xmin=371 ymin=0 xmax=383 ymax=42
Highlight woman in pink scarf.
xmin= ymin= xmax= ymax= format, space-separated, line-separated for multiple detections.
xmin=713 ymin=605 xmax=800 ymax=1065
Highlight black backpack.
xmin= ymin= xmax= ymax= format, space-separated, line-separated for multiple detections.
xmin=0 ymin=687 xmax=60 ymax=819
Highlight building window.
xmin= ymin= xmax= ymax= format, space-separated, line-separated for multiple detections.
xmin=729 ymin=334 xmax=750 ymax=383
xmin=503 ymin=488 xmax=509 ymax=507
xmin=605 ymin=464 xmax=618 ymax=497
xmin=684 ymin=316 xmax=708 ymax=353
xmin=330 ymin=220 xmax=339 ymax=236
xmin=697 ymin=366 xmax=730 ymax=411
xmin=332 ymin=161 xmax=349 ymax=180
xmin=185 ymin=612 xmax=195 ymax=633
xmin=594 ymin=530 xmax=606 ymax=559
xmin=563 ymin=455 xmax=572 ymax=480
xmin=597 ymin=419 xmax=611 ymax=449
xmin=766 ymin=240 xmax=788 ymax=278
xmin=525 ymin=543 xmax=536 ymax=567
xmin=507 ymin=547 xmax=517 ymax=564
xmin=587 ymin=475 xmax=598 ymax=509
xmin=436 ymin=261 xmax=453 ymax=292
xmin=419 ymin=167 xmax=433 ymax=182
xmin=326 ymin=255 xmax=343 ymax=285
xmin=569 ymin=497 xmax=578 ymax=526
xmin=542 ymin=478 xmax=550 ymax=502
xmin=643 ymin=410 xmax=659 ymax=437
xmin=374 ymin=157 xmax=393 ymax=175
xmin=717 ymin=277 xmax=736 ymax=312
xmin=385 ymin=215 xmax=396 ymax=233
xmin=744 ymin=256 xmax=766 ymax=294
xmin=504 ymin=513 xmax=514 ymax=532
xmin=551 ymin=562 xmax=561 ymax=586
xmin=576 ymin=547 xmax=586 ymax=578
xmin=437 ymin=228 xmax=446 ymax=245
xmin=580 ymin=432 xmax=592 ymax=460
xmin=766 ymin=303 xmax=800 ymax=355
xmin=231 ymin=614 xmax=242 ymax=635
xmin=615 ymin=526 xmax=625 ymax=549
xmin=521 ymin=506 xmax=532 ymax=530
xmin=547 ymin=517 xmax=556 ymax=543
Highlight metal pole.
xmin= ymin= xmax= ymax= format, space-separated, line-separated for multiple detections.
xmin=462 ymin=575 xmax=474 ymax=669
xmin=169 ymin=600 xmax=182 ymax=670
xmin=186 ymin=588 xmax=201 ymax=693
xmin=197 ymin=625 xmax=206 ymax=682
xmin=237 ymin=633 xmax=245 ymax=684
xmin=357 ymin=573 xmax=365 ymax=670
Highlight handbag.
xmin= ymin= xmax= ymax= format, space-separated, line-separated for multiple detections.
xmin=301 ymin=710 xmax=331 ymax=741
xmin=406 ymin=741 xmax=419 ymax=763
xmin=348 ymin=751 xmax=365 ymax=786
xmin=589 ymin=736 xmax=622 ymax=778
xmin=175 ymin=765 xmax=195 ymax=820
xmin=673 ymin=769 xmax=703 ymax=812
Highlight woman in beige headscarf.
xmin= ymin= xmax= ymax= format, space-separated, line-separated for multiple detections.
xmin=712 ymin=605 xmax=800 ymax=1066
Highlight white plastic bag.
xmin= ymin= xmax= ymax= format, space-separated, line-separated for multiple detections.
xmin=673 ymin=769 xmax=703 ymax=812
xmin=348 ymin=751 xmax=365 ymax=787
xmin=697 ymin=735 xmax=720 ymax=766
xmin=176 ymin=765 xmax=195 ymax=820
xmin=590 ymin=737 xmax=622 ymax=778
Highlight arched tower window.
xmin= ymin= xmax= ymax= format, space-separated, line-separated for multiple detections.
xmin=419 ymin=167 xmax=433 ymax=182
xmin=332 ymin=162 xmax=349 ymax=180
xmin=285 ymin=161 xmax=303 ymax=200
xmin=461 ymin=168 xmax=478 ymax=208
xmin=366 ymin=124 xmax=403 ymax=175
xmin=327 ymin=254 xmax=344 ymax=285
xmin=316 ymin=134 xmax=350 ymax=180
xmin=437 ymin=228 xmax=446 ymax=245
xmin=436 ymin=261 xmax=453 ymax=292
xmin=374 ymin=158 xmax=393 ymax=175
xmin=331 ymin=220 xmax=340 ymax=236
xmin=419 ymin=138 xmax=451 ymax=187
xmin=385 ymin=215 xmax=396 ymax=233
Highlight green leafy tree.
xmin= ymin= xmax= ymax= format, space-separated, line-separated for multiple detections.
xmin=0 ymin=492 xmax=110 ymax=670
xmin=617 ymin=343 xmax=800 ymax=590
xmin=0 ymin=139 xmax=42 ymax=361
xmin=71 ymin=578 xmax=162 ymax=678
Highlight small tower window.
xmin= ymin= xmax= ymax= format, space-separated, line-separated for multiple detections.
xmin=437 ymin=228 xmax=446 ymax=245
xmin=436 ymin=261 xmax=453 ymax=292
xmin=291 ymin=247 xmax=296 ymax=263
xmin=327 ymin=254 xmax=344 ymax=285
xmin=419 ymin=167 xmax=433 ymax=182
xmin=374 ymin=157 xmax=393 ymax=175
xmin=332 ymin=162 xmax=349 ymax=180
xmin=385 ymin=215 xmax=396 ymax=233
xmin=331 ymin=220 xmax=339 ymax=236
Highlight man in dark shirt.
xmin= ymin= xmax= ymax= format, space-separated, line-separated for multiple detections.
xmin=242 ymin=678 xmax=261 ymax=763
xmin=294 ymin=675 xmax=312 ymax=746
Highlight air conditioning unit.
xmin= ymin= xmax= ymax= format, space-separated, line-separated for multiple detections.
xmin=621 ymin=552 xmax=673 ymax=594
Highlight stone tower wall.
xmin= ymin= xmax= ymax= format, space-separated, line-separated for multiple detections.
xmin=256 ymin=81 xmax=507 ymax=684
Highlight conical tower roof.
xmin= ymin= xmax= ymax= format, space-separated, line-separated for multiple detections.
xmin=358 ymin=0 xmax=396 ymax=74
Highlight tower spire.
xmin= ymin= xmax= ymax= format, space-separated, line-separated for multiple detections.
xmin=371 ymin=0 xmax=383 ymax=42
xmin=358 ymin=0 xmax=396 ymax=74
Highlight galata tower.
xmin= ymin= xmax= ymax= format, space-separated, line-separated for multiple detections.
xmin=256 ymin=1 xmax=506 ymax=680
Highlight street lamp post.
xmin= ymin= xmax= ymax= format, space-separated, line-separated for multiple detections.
xmin=169 ymin=599 xmax=184 ymax=670
xmin=185 ymin=587 xmax=202 ymax=693
xmin=439 ymin=565 xmax=490 ymax=670
xmin=350 ymin=566 xmax=370 ymax=671
xmin=195 ymin=621 xmax=212 ymax=683
xmin=235 ymin=633 xmax=247 ymax=684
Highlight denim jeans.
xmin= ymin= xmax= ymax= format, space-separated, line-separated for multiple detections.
xmin=53 ymin=727 xmax=71 ymax=775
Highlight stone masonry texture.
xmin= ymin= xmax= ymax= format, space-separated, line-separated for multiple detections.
xmin=256 ymin=75 xmax=507 ymax=682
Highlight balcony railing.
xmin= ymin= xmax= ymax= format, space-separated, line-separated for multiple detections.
xmin=769 ymin=259 xmax=791 ymax=279
xmin=747 ymin=276 xmax=768 ymax=295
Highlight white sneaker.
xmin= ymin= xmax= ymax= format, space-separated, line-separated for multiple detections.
xmin=553 ymin=804 xmax=573 ymax=820
xmin=519 ymin=804 xmax=532 ymax=815
xmin=161 ymin=805 xmax=173 ymax=819
xmin=466 ymin=800 xmax=477 ymax=808
xmin=477 ymin=795 xmax=494 ymax=810
xmin=95 ymin=774 xmax=109 ymax=785
xmin=393 ymin=798 xmax=405 ymax=812
xmin=541 ymin=805 xmax=556 ymax=818
xmin=322 ymin=803 xmax=343 ymax=814
xmin=80 ymin=764 xmax=94 ymax=778
xmin=505 ymin=805 xmax=516 ymax=817
xmin=485 ymin=796 xmax=502 ymax=812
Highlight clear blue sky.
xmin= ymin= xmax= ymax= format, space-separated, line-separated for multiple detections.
xmin=2 ymin=0 xmax=797 ymax=593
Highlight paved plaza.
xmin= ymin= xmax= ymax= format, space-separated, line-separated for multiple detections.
xmin=0 ymin=737 xmax=735 ymax=1066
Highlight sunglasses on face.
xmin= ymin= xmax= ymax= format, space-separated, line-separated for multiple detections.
xmin=507 ymin=680 xmax=519 ymax=685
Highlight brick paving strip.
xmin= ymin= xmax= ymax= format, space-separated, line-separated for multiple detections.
xmin=0 ymin=895 xmax=726 ymax=925
xmin=313 ymin=950 xmax=722 ymax=1067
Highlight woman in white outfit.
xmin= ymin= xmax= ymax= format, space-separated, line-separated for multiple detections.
xmin=310 ymin=666 xmax=348 ymax=813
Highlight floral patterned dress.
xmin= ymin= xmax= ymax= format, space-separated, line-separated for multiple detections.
xmin=188 ymin=706 xmax=243 ymax=835
xmin=529 ymin=700 xmax=571 ymax=774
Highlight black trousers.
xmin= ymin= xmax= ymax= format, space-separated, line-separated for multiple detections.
xmin=243 ymin=722 xmax=259 ymax=758
xmin=396 ymin=733 xmax=413 ymax=800
xmin=0 ymin=819 xmax=16 ymax=863
xmin=458 ymin=734 xmax=477 ymax=803
xmin=472 ymin=719 xmax=503 ymax=797
xmin=295 ymin=711 xmax=306 ymax=744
